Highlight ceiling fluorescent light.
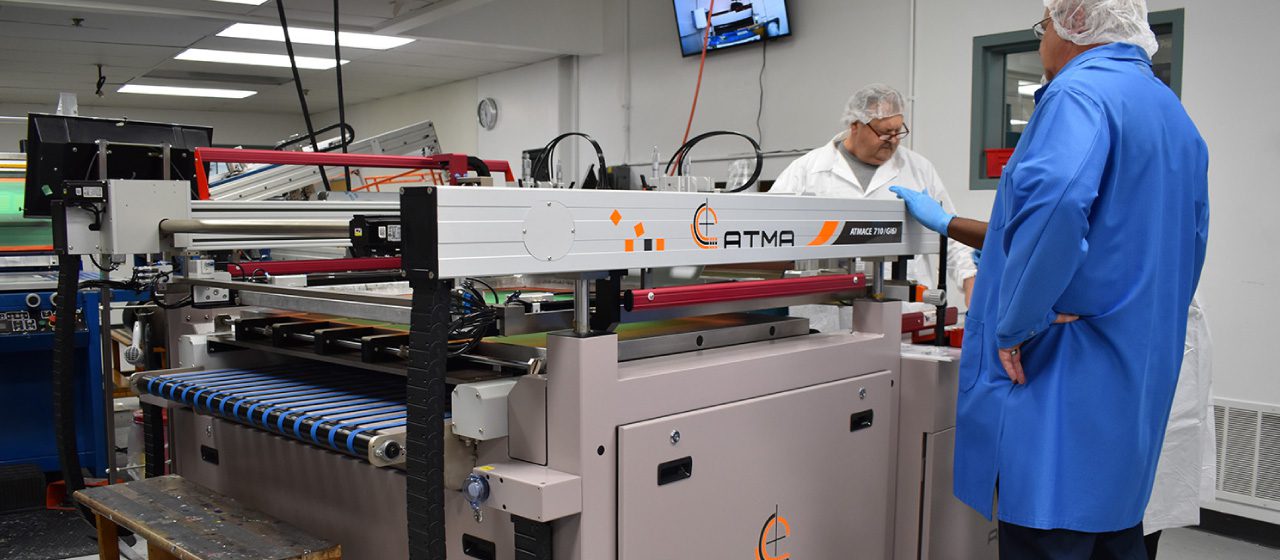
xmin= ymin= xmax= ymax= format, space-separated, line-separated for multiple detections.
xmin=1017 ymin=83 xmax=1040 ymax=97
xmin=219 ymin=23 xmax=414 ymax=50
xmin=119 ymin=84 xmax=256 ymax=99
xmin=1010 ymin=119 xmax=1029 ymax=126
xmin=176 ymin=48 xmax=348 ymax=70
xmin=209 ymin=0 xmax=269 ymax=5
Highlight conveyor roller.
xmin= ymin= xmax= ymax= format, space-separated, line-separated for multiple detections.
xmin=136 ymin=363 xmax=408 ymax=467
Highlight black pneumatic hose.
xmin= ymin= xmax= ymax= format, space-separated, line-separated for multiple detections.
xmin=52 ymin=256 xmax=88 ymax=514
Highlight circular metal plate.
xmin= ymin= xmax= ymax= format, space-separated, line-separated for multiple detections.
xmin=522 ymin=201 xmax=576 ymax=261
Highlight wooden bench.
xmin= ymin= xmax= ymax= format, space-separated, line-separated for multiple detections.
xmin=74 ymin=475 xmax=340 ymax=560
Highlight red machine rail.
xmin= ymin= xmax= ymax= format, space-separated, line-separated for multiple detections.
xmin=228 ymin=257 xmax=402 ymax=279
xmin=625 ymin=274 xmax=867 ymax=311
xmin=194 ymin=147 xmax=515 ymax=199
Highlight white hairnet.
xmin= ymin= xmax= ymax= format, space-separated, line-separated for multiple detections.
xmin=840 ymin=84 xmax=906 ymax=127
xmin=1044 ymin=0 xmax=1159 ymax=58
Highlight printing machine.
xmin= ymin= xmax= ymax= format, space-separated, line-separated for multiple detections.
xmin=51 ymin=145 xmax=996 ymax=559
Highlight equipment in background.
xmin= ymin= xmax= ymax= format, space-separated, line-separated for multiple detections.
xmin=23 ymin=114 xmax=211 ymax=218
xmin=205 ymin=120 xmax=444 ymax=201
xmin=0 ymin=283 xmax=109 ymax=475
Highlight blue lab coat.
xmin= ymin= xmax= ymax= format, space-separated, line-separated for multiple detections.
xmin=954 ymin=43 xmax=1210 ymax=532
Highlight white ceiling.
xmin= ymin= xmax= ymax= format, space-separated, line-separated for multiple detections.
xmin=0 ymin=0 xmax=577 ymax=113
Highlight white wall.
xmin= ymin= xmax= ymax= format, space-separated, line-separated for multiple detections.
xmin=580 ymin=0 xmax=913 ymax=180
xmin=0 ymin=102 xmax=302 ymax=151
xmin=315 ymin=79 xmax=479 ymax=155
xmin=476 ymin=58 xmax=575 ymax=178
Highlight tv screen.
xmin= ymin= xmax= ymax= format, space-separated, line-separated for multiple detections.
xmin=673 ymin=0 xmax=791 ymax=57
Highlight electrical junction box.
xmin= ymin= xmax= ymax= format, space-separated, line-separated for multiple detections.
xmin=451 ymin=378 xmax=518 ymax=441
xmin=61 ymin=179 xmax=192 ymax=256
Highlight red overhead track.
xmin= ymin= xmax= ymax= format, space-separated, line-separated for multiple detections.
xmin=194 ymin=147 xmax=515 ymax=199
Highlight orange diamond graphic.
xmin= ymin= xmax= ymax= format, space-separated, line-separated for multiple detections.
xmin=610 ymin=210 xmax=622 ymax=226
xmin=634 ymin=222 xmax=645 ymax=237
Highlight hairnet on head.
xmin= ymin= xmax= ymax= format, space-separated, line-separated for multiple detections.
xmin=1044 ymin=0 xmax=1159 ymax=58
xmin=840 ymin=84 xmax=906 ymax=127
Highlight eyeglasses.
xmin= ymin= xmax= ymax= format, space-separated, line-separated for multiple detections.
xmin=864 ymin=122 xmax=910 ymax=141
xmin=1032 ymin=17 xmax=1051 ymax=40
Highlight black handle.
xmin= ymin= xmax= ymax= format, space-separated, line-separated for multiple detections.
xmin=658 ymin=456 xmax=694 ymax=486
xmin=850 ymin=410 xmax=874 ymax=432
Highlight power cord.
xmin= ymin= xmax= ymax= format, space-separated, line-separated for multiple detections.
xmin=665 ymin=130 xmax=764 ymax=192
xmin=757 ymin=28 xmax=767 ymax=147
xmin=276 ymin=0 xmax=333 ymax=192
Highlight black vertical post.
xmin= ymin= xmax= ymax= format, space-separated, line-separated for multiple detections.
xmin=402 ymin=187 xmax=447 ymax=559
xmin=142 ymin=403 xmax=166 ymax=478
xmin=512 ymin=515 xmax=554 ymax=560
xmin=590 ymin=270 xmax=624 ymax=333
xmin=935 ymin=234 xmax=948 ymax=346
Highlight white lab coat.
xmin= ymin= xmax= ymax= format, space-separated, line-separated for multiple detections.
xmin=1144 ymin=297 xmax=1216 ymax=534
xmin=772 ymin=133 xmax=977 ymax=291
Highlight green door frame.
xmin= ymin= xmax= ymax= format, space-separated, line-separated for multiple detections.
xmin=968 ymin=9 xmax=1185 ymax=191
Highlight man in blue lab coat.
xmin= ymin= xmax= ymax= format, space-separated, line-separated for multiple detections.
xmin=893 ymin=0 xmax=1210 ymax=557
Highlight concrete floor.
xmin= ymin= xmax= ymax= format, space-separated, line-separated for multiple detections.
xmin=59 ymin=527 xmax=1280 ymax=559
xmin=55 ymin=403 xmax=1279 ymax=560
xmin=1158 ymin=527 xmax=1280 ymax=559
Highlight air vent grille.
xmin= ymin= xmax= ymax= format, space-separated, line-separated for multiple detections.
xmin=1214 ymin=399 xmax=1280 ymax=509
xmin=1255 ymin=413 xmax=1280 ymax=501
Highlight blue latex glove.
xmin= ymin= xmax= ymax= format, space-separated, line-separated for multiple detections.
xmin=889 ymin=185 xmax=954 ymax=235
xmin=973 ymin=249 xmax=982 ymax=268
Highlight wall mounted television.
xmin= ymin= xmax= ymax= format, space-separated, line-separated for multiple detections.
xmin=673 ymin=0 xmax=792 ymax=57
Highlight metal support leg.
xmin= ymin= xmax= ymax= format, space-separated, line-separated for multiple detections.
xmin=98 ymin=260 xmax=117 ymax=482
xmin=573 ymin=277 xmax=590 ymax=336
xmin=870 ymin=259 xmax=885 ymax=297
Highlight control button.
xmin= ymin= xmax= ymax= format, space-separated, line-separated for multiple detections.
xmin=25 ymin=293 xmax=41 ymax=309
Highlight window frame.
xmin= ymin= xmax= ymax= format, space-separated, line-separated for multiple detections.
xmin=968 ymin=9 xmax=1185 ymax=190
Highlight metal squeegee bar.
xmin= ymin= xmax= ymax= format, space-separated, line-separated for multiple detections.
xmin=137 ymin=363 xmax=406 ymax=460
xmin=227 ymin=257 xmax=402 ymax=279
xmin=625 ymin=273 xmax=867 ymax=311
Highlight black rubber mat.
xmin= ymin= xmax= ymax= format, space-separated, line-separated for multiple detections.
xmin=0 ymin=509 xmax=99 ymax=559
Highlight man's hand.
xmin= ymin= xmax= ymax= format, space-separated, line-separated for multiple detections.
xmin=890 ymin=185 xmax=954 ymax=235
xmin=997 ymin=314 xmax=1079 ymax=385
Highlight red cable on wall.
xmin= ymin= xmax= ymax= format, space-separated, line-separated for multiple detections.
xmin=669 ymin=0 xmax=716 ymax=175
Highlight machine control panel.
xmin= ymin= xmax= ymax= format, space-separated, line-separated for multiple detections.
xmin=0 ymin=309 xmax=55 ymax=334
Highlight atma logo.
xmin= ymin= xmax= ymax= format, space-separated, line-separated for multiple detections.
xmin=691 ymin=202 xmax=719 ymax=248
xmin=692 ymin=200 xmax=795 ymax=249
xmin=756 ymin=507 xmax=792 ymax=560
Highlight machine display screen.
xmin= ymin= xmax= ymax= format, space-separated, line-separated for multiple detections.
xmin=0 ymin=158 xmax=52 ymax=253
xmin=673 ymin=0 xmax=791 ymax=57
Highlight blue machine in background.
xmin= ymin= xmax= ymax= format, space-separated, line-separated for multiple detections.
xmin=0 ymin=277 xmax=110 ymax=477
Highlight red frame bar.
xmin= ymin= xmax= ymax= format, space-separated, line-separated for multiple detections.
xmin=227 ymin=257 xmax=402 ymax=279
xmin=902 ymin=306 xmax=958 ymax=333
xmin=194 ymin=147 xmax=515 ymax=200
xmin=626 ymin=274 xmax=866 ymax=311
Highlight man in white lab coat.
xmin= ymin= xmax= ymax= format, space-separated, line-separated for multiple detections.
xmin=1144 ymin=297 xmax=1216 ymax=558
xmin=772 ymin=84 xmax=976 ymax=301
